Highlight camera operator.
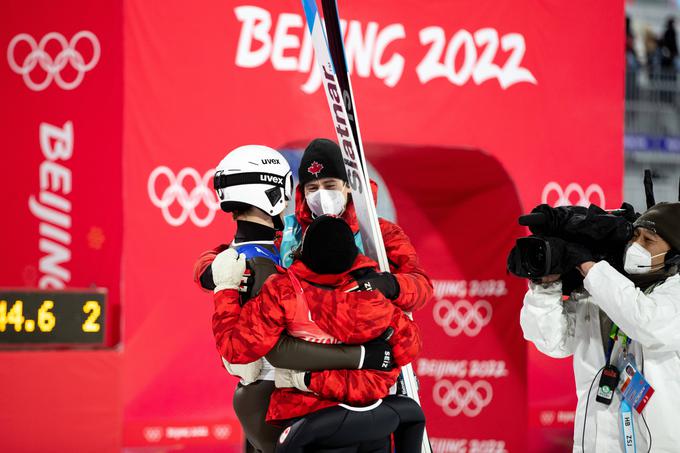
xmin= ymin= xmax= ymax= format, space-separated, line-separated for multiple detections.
xmin=519 ymin=202 xmax=680 ymax=452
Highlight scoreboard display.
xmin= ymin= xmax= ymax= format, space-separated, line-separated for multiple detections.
xmin=0 ymin=289 xmax=108 ymax=347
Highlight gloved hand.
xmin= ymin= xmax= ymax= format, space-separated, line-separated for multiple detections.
xmin=199 ymin=265 xmax=216 ymax=291
xmin=349 ymin=268 xmax=400 ymax=300
xmin=212 ymin=248 xmax=246 ymax=293
xmin=200 ymin=264 xmax=250 ymax=293
xmin=274 ymin=368 xmax=311 ymax=392
xmin=360 ymin=327 xmax=395 ymax=370
xmin=222 ymin=357 xmax=262 ymax=385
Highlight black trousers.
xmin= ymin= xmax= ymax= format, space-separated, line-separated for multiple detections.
xmin=233 ymin=381 xmax=282 ymax=453
xmin=275 ymin=396 xmax=426 ymax=453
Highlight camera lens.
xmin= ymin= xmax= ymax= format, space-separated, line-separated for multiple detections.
xmin=517 ymin=237 xmax=550 ymax=277
xmin=527 ymin=250 xmax=544 ymax=276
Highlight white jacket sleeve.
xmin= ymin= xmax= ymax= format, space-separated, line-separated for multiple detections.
xmin=520 ymin=280 xmax=576 ymax=358
xmin=584 ymin=261 xmax=680 ymax=353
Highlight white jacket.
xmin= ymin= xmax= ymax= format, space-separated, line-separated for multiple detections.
xmin=520 ymin=261 xmax=680 ymax=452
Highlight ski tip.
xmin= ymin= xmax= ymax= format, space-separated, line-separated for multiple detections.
xmin=301 ymin=0 xmax=319 ymax=32
xmin=321 ymin=0 xmax=350 ymax=68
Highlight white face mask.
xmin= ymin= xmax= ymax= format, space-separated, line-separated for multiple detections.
xmin=624 ymin=242 xmax=666 ymax=274
xmin=306 ymin=189 xmax=347 ymax=217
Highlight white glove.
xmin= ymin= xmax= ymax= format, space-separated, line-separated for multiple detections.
xmin=274 ymin=368 xmax=310 ymax=392
xmin=222 ymin=357 xmax=262 ymax=385
xmin=212 ymin=248 xmax=246 ymax=293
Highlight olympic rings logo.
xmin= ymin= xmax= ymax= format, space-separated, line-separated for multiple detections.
xmin=143 ymin=427 xmax=163 ymax=443
xmin=148 ymin=166 xmax=220 ymax=227
xmin=539 ymin=411 xmax=556 ymax=426
xmin=433 ymin=379 xmax=493 ymax=417
xmin=433 ymin=298 xmax=493 ymax=337
xmin=7 ymin=31 xmax=100 ymax=91
xmin=212 ymin=425 xmax=232 ymax=440
xmin=541 ymin=182 xmax=605 ymax=208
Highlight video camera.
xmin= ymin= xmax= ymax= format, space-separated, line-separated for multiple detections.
xmin=507 ymin=203 xmax=636 ymax=289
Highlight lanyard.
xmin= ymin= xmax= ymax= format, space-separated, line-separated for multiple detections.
xmin=607 ymin=324 xmax=637 ymax=452
xmin=620 ymin=399 xmax=636 ymax=453
xmin=605 ymin=323 xmax=630 ymax=364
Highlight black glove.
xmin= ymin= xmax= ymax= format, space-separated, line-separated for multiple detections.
xmin=199 ymin=265 xmax=216 ymax=291
xmin=350 ymin=268 xmax=400 ymax=300
xmin=360 ymin=328 xmax=395 ymax=370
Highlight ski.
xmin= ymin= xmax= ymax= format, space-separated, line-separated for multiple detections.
xmin=301 ymin=0 xmax=388 ymax=268
xmin=301 ymin=1 xmax=431 ymax=452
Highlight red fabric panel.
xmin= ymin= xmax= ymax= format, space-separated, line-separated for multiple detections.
xmin=0 ymin=351 xmax=123 ymax=452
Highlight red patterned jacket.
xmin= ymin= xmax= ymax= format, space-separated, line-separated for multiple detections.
xmin=293 ymin=180 xmax=432 ymax=311
xmin=196 ymin=181 xmax=433 ymax=311
xmin=212 ymin=255 xmax=422 ymax=422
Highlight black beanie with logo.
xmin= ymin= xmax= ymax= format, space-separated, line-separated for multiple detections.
xmin=298 ymin=138 xmax=348 ymax=186
xmin=634 ymin=202 xmax=680 ymax=252
xmin=300 ymin=215 xmax=358 ymax=274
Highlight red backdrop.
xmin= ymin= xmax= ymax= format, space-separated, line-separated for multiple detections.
xmin=0 ymin=0 xmax=623 ymax=452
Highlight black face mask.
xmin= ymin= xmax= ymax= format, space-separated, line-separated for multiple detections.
xmin=300 ymin=215 xmax=358 ymax=275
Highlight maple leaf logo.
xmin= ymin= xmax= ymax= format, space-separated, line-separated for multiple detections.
xmin=307 ymin=161 xmax=324 ymax=177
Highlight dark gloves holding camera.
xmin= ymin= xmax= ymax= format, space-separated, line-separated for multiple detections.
xmin=350 ymin=268 xmax=400 ymax=300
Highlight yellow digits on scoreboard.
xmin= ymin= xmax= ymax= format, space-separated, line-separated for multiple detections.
xmin=38 ymin=300 xmax=56 ymax=332
xmin=0 ymin=300 xmax=7 ymax=332
xmin=7 ymin=301 xmax=25 ymax=332
xmin=82 ymin=301 xmax=101 ymax=333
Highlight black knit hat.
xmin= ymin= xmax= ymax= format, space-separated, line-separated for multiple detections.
xmin=300 ymin=215 xmax=358 ymax=274
xmin=298 ymin=138 xmax=348 ymax=186
xmin=634 ymin=202 xmax=680 ymax=252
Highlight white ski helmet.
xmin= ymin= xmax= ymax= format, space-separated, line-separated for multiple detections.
xmin=213 ymin=145 xmax=293 ymax=218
